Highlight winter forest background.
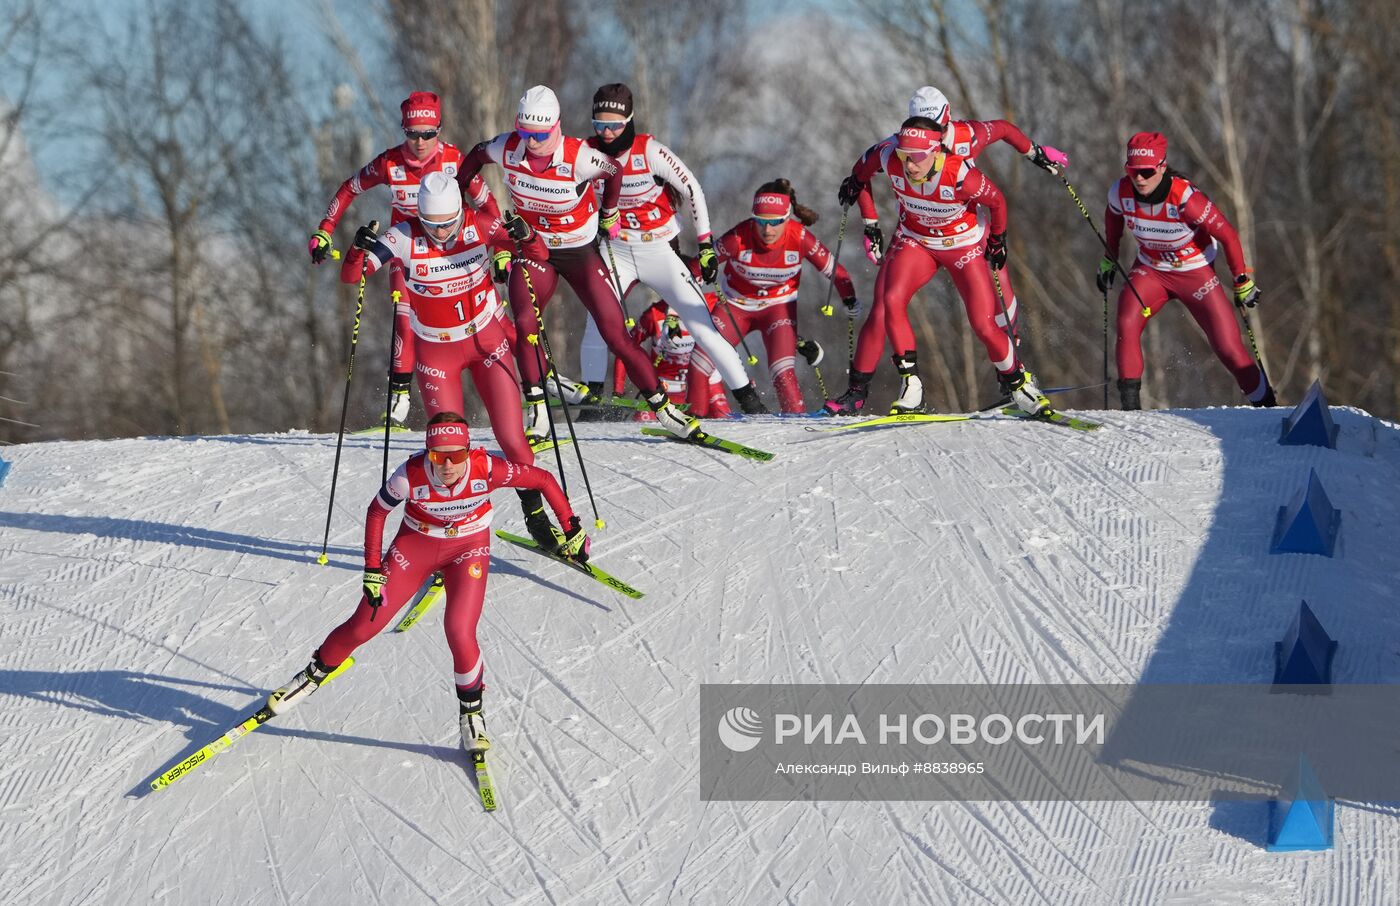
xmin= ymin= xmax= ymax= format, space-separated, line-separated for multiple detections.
xmin=1 ymin=0 xmax=1396 ymax=443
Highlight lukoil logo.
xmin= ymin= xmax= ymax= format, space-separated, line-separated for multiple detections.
xmin=717 ymin=707 xmax=763 ymax=752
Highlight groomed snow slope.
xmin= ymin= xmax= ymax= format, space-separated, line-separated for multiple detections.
xmin=2 ymin=407 xmax=1399 ymax=906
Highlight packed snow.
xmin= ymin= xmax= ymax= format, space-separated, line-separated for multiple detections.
xmin=2 ymin=405 xmax=1399 ymax=905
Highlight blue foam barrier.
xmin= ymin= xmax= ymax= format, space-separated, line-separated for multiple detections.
xmin=1270 ymin=469 xmax=1340 ymax=556
xmin=1267 ymin=755 xmax=1334 ymax=851
xmin=0 ymin=457 xmax=9 ymax=487
xmin=1279 ymin=380 xmax=1338 ymax=449
xmin=1272 ymin=601 xmax=1337 ymax=687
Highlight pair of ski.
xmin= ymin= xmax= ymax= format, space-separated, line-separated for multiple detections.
xmin=811 ymin=406 xmax=1102 ymax=434
xmin=149 ymin=656 xmax=500 ymax=810
xmin=392 ymin=528 xmax=645 ymax=640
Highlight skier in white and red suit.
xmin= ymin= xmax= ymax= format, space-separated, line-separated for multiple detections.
xmin=580 ymin=82 xmax=767 ymax=415
xmin=706 ymin=179 xmax=856 ymax=415
xmin=821 ymin=117 xmax=1053 ymax=417
xmin=455 ymin=85 xmax=701 ymax=441
xmin=1099 ymin=131 xmax=1274 ymax=410
xmin=309 ymin=91 xmax=503 ymax=428
xmin=266 ymin=413 xmax=589 ymax=757
xmin=824 ymin=86 xmax=1070 ymax=416
xmin=340 ymin=171 xmax=567 ymax=549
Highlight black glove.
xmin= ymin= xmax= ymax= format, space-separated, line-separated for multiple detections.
xmin=697 ymin=239 xmax=718 ymax=283
xmin=1095 ymin=257 xmax=1116 ymax=294
xmin=986 ymin=231 xmax=1008 ymax=270
xmin=308 ymin=229 xmax=333 ymax=264
xmin=491 ymin=250 xmax=512 ymax=284
xmin=1233 ymin=273 xmax=1259 ymax=308
xmin=362 ymin=568 xmax=386 ymax=621
xmin=352 ymin=222 xmax=379 ymax=252
xmin=553 ymin=515 xmax=590 ymax=562
xmin=837 ymin=175 xmax=866 ymax=208
xmin=504 ymin=212 xmax=534 ymax=243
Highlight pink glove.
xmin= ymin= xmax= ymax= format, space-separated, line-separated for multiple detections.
xmin=1043 ymin=145 xmax=1070 ymax=169
xmin=600 ymin=209 xmax=621 ymax=241
xmin=862 ymin=223 xmax=884 ymax=265
xmin=1028 ymin=143 xmax=1070 ymax=174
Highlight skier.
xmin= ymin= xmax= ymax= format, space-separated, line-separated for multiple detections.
xmin=705 ymin=179 xmax=857 ymax=414
xmin=613 ymin=298 xmax=698 ymax=413
xmin=267 ymin=413 xmax=588 ymax=757
xmin=455 ymin=85 xmax=701 ymax=441
xmin=340 ymin=171 xmax=567 ymax=549
xmin=579 ymin=83 xmax=767 ymax=415
xmin=310 ymin=91 xmax=502 ymax=429
xmin=1099 ymin=132 xmax=1274 ymax=409
xmin=823 ymin=116 xmax=1053 ymax=417
xmin=825 ymin=86 xmax=1070 ymax=414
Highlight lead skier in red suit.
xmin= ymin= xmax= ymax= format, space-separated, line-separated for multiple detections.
xmin=824 ymin=117 xmax=1054 ymax=417
xmin=340 ymin=172 xmax=566 ymax=549
xmin=265 ymin=414 xmax=588 ymax=758
xmin=826 ymin=86 xmax=1070 ymax=409
xmin=706 ymin=180 xmax=856 ymax=414
xmin=1099 ymin=132 xmax=1274 ymax=409
xmin=456 ymin=85 xmax=701 ymax=441
xmin=310 ymin=92 xmax=502 ymax=429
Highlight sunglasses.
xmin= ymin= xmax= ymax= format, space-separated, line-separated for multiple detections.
xmin=592 ymin=116 xmax=632 ymax=132
xmin=1130 ymin=167 xmax=1158 ymax=179
xmin=895 ymin=148 xmax=935 ymax=163
xmin=427 ymin=448 xmax=470 ymax=465
xmin=754 ymin=217 xmax=786 ymax=227
xmin=517 ymin=127 xmax=553 ymax=143
xmin=404 ymin=129 xmax=439 ymax=141
xmin=421 ymin=216 xmax=460 ymax=234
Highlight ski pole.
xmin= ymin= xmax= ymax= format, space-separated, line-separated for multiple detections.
xmin=516 ymin=242 xmax=605 ymax=530
xmin=381 ymin=289 xmax=400 ymax=484
xmin=600 ymin=236 xmax=635 ymax=329
xmin=318 ymin=221 xmax=377 ymax=566
xmin=1102 ymin=288 xmax=1110 ymax=409
xmin=1058 ymin=176 xmax=1154 ymax=317
xmin=1235 ymin=301 xmax=1270 ymax=379
xmin=818 ymin=206 xmax=850 ymax=317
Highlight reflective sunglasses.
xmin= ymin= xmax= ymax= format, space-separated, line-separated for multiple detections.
xmin=404 ymin=129 xmax=439 ymax=141
xmin=517 ymin=127 xmax=553 ymax=142
xmin=421 ymin=216 xmax=460 ymax=235
xmin=592 ymin=115 xmax=632 ymax=132
xmin=427 ymin=448 xmax=470 ymax=465
xmin=753 ymin=216 xmax=787 ymax=228
xmin=1130 ymin=167 xmax=1158 ymax=179
xmin=895 ymin=148 xmax=935 ymax=163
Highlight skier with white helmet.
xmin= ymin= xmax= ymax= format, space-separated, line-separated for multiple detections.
xmin=310 ymin=91 xmax=502 ymax=429
xmin=824 ymin=86 xmax=1069 ymax=416
xmin=340 ymin=171 xmax=574 ymax=551
xmin=456 ymin=85 xmax=703 ymax=440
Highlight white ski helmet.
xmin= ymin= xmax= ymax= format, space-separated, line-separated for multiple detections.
xmin=516 ymin=85 xmax=560 ymax=130
xmin=908 ymin=86 xmax=951 ymax=130
xmin=417 ymin=170 xmax=463 ymax=245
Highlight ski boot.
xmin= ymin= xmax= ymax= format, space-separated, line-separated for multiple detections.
xmin=999 ymin=367 xmax=1051 ymax=416
xmin=822 ymin=368 xmax=872 ymax=416
xmin=1250 ymin=380 xmax=1277 ymax=408
xmin=889 ymin=353 xmax=924 ymax=414
xmin=268 ymin=655 xmax=334 ymax=716
xmin=733 ymin=382 xmax=769 ymax=415
xmin=458 ymin=692 xmax=490 ymax=754
xmin=546 ymin=370 xmax=598 ymax=405
xmin=518 ymin=489 xmax=560 ymax=551
xmin=1117 ymin=378 xmax=1141 ymax=411
xmin=523 ymin=384 xmax=550 ymax=444
xmin=383 ymin=372 xmax=412 ymax=429
xmin=648 ymin=389 xmax=700 ymax=438
xmin=576 ymin=381 xmax=608 ymax=422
